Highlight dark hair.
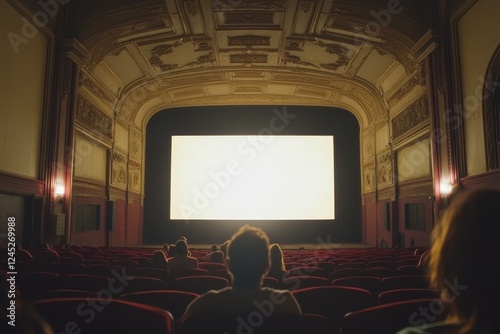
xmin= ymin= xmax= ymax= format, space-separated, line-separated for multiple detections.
xmin=227 ymin=225 xmax=270 ymax=287
xmin=150 ymin=250 xmax=168 ymax=268
xmin=175 ymin=239 xmax=189 ymax=255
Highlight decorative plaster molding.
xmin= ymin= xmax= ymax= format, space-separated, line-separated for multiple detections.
xmin=76 ymin=96 xmax=113 ymax=139
xmin=392 ymin=97 xmax=429 ymax=139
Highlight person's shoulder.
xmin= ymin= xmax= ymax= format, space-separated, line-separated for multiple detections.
xmin=396 ymin=321 xmax=463 ymax=334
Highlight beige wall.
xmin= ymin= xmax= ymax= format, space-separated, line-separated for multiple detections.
xmin=457 ymin=0 xmax=500 ymax=175
xmin=74 ymin=134 xmax=108 ymax=184
xmin=397 ymin=138 xmax=431 ymax=183
xmin=0 ymin=1 xmax=47 ymax=178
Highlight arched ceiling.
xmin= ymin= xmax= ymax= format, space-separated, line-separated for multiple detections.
xmin=69 ymin=0 xmax=433 ymax=130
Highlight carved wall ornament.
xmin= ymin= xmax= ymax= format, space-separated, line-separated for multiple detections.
xmin=112 ymin=165 xmax=127 ymax=185
xmin=128 ymin=159 xmax=141 ymax=169
xmin=80 ymin=74 xmax=114 ymax=104
xmin=315 ymin=42 xmax=351 ymax=71
xmin=387 ymin=69 xmax=426 ymax=108
xmin=76 ymin=96 xmax=113 ymax=138
xmin=391 ymin=97 xmax=429 ymax=139
xmin=228 ymin=35 xmax=271 ymax=48
xmin=112 ymin=150 xmax=127 ymax=164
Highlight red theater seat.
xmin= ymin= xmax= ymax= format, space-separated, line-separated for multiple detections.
xmin=35 ymin=298 xmax=174 ymax=334
xmin=119 ymin=290 xmax=199 ymax=320
xmin=340 ymin=298 xmax=445 ymax=334
xmin=293 ymin=286 xmax=374 ymax=334
xmin=178 ymin=312 xmax=333 ymax=334
xmin=173 ymin=275 xmax=229 ymax=294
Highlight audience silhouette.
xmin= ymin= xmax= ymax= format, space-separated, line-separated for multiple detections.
xmin=397 ymin=189 xmax=500 ymax=334
xmin=181 ymin=225 xmax=301 ymax=316
xmin=167 ymin=239 xmax=199 ymax=272
xmin=267 ymin=243 xmax=287 ymax=283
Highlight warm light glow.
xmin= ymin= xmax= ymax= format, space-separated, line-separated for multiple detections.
xmin=170 ymin=135 xmax=335 ymax=220
xmin=440 ymin=182 xmax=453 ymax=196
xmin=55 ymin=183 xmax=65 ymax=197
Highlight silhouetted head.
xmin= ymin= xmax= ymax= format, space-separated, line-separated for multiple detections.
xmin=269 ymin=243 xmax=286 ymax=272
xmin=175 ymin=239 xmax=189 ymax=256
xmin=151 ymin=250 xmax=168 ymax=268
xmin=210 ymin=244 xmax=218 ymax=252
xmin=226 ymin=225 xmax=270 ymax=289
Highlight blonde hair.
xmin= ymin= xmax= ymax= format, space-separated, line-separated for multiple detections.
xmin=429 ymin=189 xmax=500 ymax=333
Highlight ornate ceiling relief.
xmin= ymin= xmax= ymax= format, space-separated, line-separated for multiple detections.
xmin=76 ymin=96 xmax=113 ymax=139
xmin=283 ymin=52 xmax=317 ymax=67
xmin=391 ymin=97 xmax=429 ymax=139
xmin=213 ymin=0 xmax=286 ymax=10
xmin=230 ymin=54 xmax=268 ymax=64
xmin=149 ymin=44 xmax=180 ymax=71
xmin=225 ymin=12 xmax=274 ymax=24
xmin=228 ymin=35 xmax=271 ymax=48
xmin=316 ymin=42 xmax=351 ymax=71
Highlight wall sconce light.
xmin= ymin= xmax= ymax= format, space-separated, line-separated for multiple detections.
xmin=54 ymin=182 xmax=65 ymax=203
xmin=440 ymin=182 xmax=453 ymax=197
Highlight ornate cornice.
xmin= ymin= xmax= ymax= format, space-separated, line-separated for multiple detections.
xmin=76 ymin=96 xmax=113 ymax=139
xmin=392 ymin=97 xmax=429 ymax=140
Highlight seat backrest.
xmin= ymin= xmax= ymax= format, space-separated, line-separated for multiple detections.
xmin=35 ymin=297 xmax=174 ymax=334
xmin=329 ymin=268 xmax=362 ymax=280
xmin=120 ymin=290 xmax=199 ymax=320
xmin=331 ymin=276 xmax=382 ymax=298
xmin=178 ymin=312 xmax=333 ymax=334
xmin=293 ymin=286 xmax=375 ymax=334
xmin=282 ymin=276 xmax=331 ymax=290
xmin=340 ymin=298 xmax=446 ymax=334
xmin=285 ymin=266 xmax=326 ymax=278
xmin=381 ymin=275 xmax=429 ymax=292
xmin=378 ymin=288 xmax=441 ymax=304
xmin=62 ymin=274 xmax=110 ymax=292
xmin=120 ymin=276 xmax=167 ymax=294
xmin=173 ymin=275 xmax=228 ymax=294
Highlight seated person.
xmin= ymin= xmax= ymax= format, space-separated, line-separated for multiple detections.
xmin=397 ymin=189 xmax=500 ymax=334
xmin=150 ymin=250 xmax=168 ymax=270
xmin=204 ymin=244 xmax=224 ymax=263
xmin=267 ymin=243 xmax=287 ymax=282
xmin=167 ymin=239 xmax=198 ymax=272
xmin=182 ymin=225 xmax=301 ymax=315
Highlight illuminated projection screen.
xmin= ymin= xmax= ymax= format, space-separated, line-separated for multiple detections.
xmin=171 ymin=136 xmax=334 ymax=220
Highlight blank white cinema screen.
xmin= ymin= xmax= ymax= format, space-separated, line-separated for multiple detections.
xmin=170 ymin=135 xmax=335 ymax=220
